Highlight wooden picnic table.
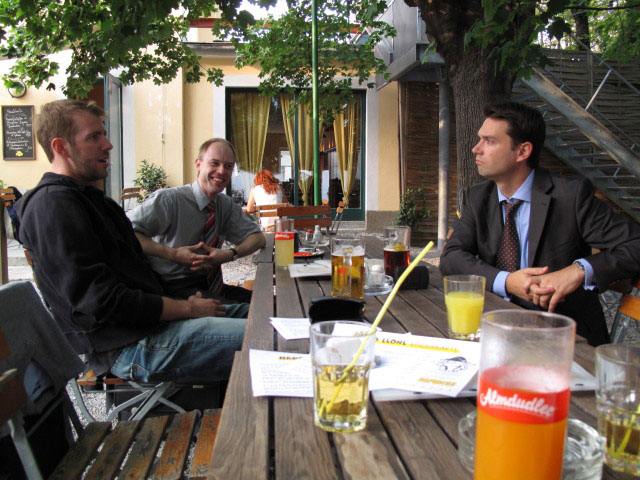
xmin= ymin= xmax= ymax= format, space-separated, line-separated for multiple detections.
xmin=209 ymin=234 xmax=630 ymax=479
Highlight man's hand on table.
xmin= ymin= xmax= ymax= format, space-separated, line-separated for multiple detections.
xmin=505 ymin=266 xmax=555 ymax=303
xmin=190 ymin=244 xmax=233 ymax=271
xmin=187 ymin=292 xmax=227 ymax=317
xmin=527 ymin=264 xmax=584 ymax=312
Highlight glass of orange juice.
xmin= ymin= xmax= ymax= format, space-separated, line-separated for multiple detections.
xmin=474 ymin=310 xmax=576 ymax=480
xmin=444 ymin=275 xmax=485 ymax=341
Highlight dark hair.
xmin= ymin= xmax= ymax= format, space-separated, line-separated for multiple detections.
xmin=483 ymin=102 xmax=546 ymax=169
xmin=36 ymin=100 xmax=106 ymax=162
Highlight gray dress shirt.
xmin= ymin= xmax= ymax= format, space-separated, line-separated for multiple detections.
xmin=128 ymin=181 xmax=260 ymax=281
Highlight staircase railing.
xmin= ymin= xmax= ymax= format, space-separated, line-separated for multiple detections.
xmin=538 ymin=33 xmax=640 ymax=153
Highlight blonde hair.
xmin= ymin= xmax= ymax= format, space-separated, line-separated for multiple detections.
xmin=197 ymin=138 xmax=237 ymax=161
xmin=36 ymin=100 xmax=105 ymax=162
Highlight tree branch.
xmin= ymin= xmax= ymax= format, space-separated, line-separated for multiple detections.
xmin=567 ymin=3 xmax=640 ymax=10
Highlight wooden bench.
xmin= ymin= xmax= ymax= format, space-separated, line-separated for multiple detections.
xmin=2 ymin=365 xmax=221 ymax=479
xmin=0 ymin=280 xmax=222 ymax=479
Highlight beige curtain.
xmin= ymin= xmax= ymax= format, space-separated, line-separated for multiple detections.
xmin=280 ymin=94 xmax=324 ymax=205
xmin=230 ymin=93 xmax=271 ymax=173
xmin=333 ymin=98 xmax=359 ymax=206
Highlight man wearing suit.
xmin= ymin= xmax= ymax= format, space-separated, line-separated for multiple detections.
xmin=440 ymin=102 xmax=640 ymax=346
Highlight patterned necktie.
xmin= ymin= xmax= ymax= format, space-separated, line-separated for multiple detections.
xmin=496 ymin=199 xmax=523 ymax=272
xmin=204 ymin=204 xmax=223 ymax=295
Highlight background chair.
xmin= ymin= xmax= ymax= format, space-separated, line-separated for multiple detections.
xmin=276 ymin=204 xmax=332 ymax=231
xmin=0 ymin=188 xmax=17 ymax=285
xmin=120 ymin=187 xmax=141 ymax=211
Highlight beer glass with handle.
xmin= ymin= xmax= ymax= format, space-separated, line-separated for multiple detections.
xmin=474 ymin=310 xmax=575 ymax=480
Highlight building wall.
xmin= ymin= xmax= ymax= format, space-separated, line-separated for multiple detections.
xmin=0 ymin=54 xmax=68 ymax=192
xmin=0 ymin=50 xmax=401 ymax=227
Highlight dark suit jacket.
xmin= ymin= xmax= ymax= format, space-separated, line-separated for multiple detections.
xmin=440 ymin=168 xmax=640 ymax=346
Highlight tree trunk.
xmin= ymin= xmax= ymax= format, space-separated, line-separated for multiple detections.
xmin=449 ymin=49 xmax=513 ymax=205
xmin=413 ymin=0 xmax=514 ymax=209
xmin=572 ymin=8 xmax=590 ymax=49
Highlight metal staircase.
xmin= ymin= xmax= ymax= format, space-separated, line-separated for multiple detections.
xmin=513 ymin=47 xmax=640 ymax=223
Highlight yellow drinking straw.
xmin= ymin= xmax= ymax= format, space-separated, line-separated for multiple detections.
xmin=319 ymin=241 xmax=435 ymax=416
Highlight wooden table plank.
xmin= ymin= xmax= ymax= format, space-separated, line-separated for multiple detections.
xmin=85 ymin=420 xmax=140 ymax=480
xmin=190 ymin=409 xmax=220 ymax=480
xmin=208 ymin=351 xmax=269 ymax=480
xmin=243 ymin=262 xmax=275 ymax=351
xmin=274 ymin=269 xmax=339 ymax=479
xmin=153 ymin=411 xmax=199 ymax=480
xmin=255 ymin=233 xmax=274 ymax=263
xmin=118 ymin=416 xmax=169 ymax=480
xmin=50 ymin=421 xmax=112 ymax=480
xmin=375 ymin=400 xmax=471 ymax=479
xmin=334 ymin=410 xmax=410 ymax=480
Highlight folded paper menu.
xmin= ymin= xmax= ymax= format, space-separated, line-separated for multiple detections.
xmin=250 ymin=332 xmax=481 ymax=398
xmin=270 ymin=317 xmax=311 ymax=340
xmin=288 ymin=260 xmax=331 ymax=278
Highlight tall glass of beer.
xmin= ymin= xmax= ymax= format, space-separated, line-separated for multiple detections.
xmin=331 ymin=236 xmax=365 ymax=299
xmin=274 ymin=219 xmax=294 ymax=269
xmin=474 ymin=310 xmax=576 ymax=480
xmin=383 ymin=226 xmax=410 ymax=278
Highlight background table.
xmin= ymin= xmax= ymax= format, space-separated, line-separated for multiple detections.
xmin=209 ymin=235 xmax=631 ymax=479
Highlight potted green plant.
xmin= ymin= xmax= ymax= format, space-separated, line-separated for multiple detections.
xmin=133 ymin=159 xmax=168 ymax=201
xmin=396 ymin=188 xmax=430 ymax=230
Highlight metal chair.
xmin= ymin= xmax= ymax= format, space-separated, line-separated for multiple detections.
xmin=609 ymin=278 xmax=640 ymax=343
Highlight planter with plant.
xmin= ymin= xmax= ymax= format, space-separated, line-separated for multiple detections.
xmin=133 ymin=159 xmax=168 ymax=201
xmin=396 ymin=188 xmax=430 ymax=230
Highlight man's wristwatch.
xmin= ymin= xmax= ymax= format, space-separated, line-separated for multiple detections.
xmin=229 ymin=247 xmax=239 ymax=261
xmin=572 ymin=260 xmax=586 ymax=286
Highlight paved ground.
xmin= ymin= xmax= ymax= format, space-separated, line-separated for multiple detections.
xmin=6 ymin=236 xmax=637 ymax=423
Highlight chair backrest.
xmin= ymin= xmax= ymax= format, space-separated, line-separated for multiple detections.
xmin=121 ymin=187 xmax=141 ymax=200
xmin=610 ymin=278 xmax=640 ymax=343
xmin=0 ymin=282 xmax=83 ymax=415
xmin=276 ymin=205 xmax=332 ymax=229
xmin=121 ymin=187 xmax=141 ymax=211
xmin=256 ymin=203 xmax=287 ymax=219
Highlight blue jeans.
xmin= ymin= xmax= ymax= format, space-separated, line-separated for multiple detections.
xmin=111 ymin=303 xmax=247 ymax=384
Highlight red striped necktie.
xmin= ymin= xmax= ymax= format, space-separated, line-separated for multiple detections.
xmin=204 ymin=204 xmax=223 ymax=295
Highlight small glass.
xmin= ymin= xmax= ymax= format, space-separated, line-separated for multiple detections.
xmin=474 ymin=310 xmax=576 ymax=480
xmin=274 ymin=218 xmax=294 ymax=269
xmin=595 ymin=344 xmax=640 ymax=476
xmin=443 ymin=275 xmax=485 ymax=341
xmin=331 ymin=236 xmax=365 ymax=299
xmin=310 ymin=321 xmax=376 ymax=432
xmin=383 ymin=226 xmax=410 ymax=278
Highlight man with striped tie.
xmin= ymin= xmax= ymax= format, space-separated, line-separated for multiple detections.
xmin=440 ymin=102 xmax=640 ymax=346
xmin=129 ymin=138 xmax=265 ymax=310
xmin=16 ymin=100 xmax=247 ymax=384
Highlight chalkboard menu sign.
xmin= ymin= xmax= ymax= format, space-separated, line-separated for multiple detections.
xmin=2 ymin=105 xmax=35 ymax=160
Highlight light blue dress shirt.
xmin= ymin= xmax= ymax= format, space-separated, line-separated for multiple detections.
xmin=493 ymin=170 xmax=594 ymax=298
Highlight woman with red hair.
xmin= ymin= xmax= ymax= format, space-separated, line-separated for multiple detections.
xmin=247 ymin=169 xmax=289 ymax=231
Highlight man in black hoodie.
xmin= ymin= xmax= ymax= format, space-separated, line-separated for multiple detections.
xmin=15 ymin=99 xmax=246 ymax=383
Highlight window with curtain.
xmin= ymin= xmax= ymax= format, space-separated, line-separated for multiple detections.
xmin=227 ymin=88 xmax=364 ymax=219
